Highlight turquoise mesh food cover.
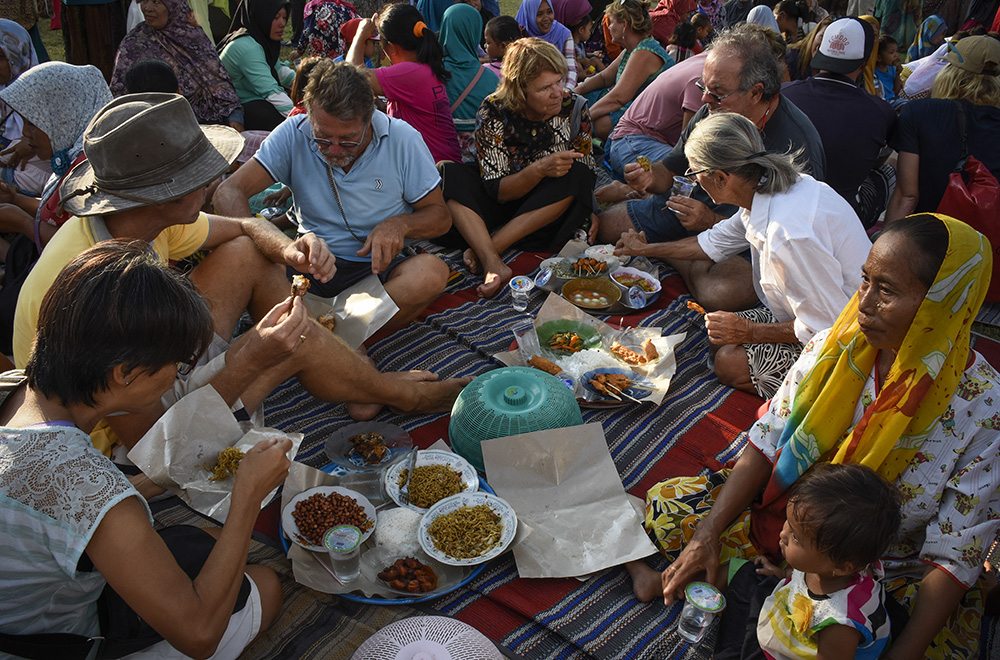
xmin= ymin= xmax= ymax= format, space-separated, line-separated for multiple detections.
xmin=448 ymin=367 xmax=584 ymax=471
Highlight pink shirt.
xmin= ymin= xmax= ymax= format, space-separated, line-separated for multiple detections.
xmin=376 ymin=61 xmax=462 ymax=162
xmin=609 ymin=52 xmax=707 ymax=147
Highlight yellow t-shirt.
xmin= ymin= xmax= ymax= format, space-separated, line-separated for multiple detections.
xmin=13 ymin=213 xmax=211 ymax=368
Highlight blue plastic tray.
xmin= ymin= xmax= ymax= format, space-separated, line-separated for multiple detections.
xmin=280 ymin=463 xmax=493 ymax=605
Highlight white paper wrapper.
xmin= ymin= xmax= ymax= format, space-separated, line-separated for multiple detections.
xmin=301 ymin=274 xmax=398 ymax=349
xmin=481 ymin=423 xmax=657 ymax=578
xmin=127 ymin=385 xmax=303 ymax=522
xmin=495 ymin=292 xmax=685 ymax=406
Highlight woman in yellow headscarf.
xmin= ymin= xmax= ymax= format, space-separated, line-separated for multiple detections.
xmin=628 ymin=214 xmax=999 ymax=660
xmin=859 ymin=14 xmax=880 ymax=95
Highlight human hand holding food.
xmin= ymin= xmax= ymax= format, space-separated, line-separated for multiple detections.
xmin=286 ymin=231 xmax=336 ymax=282
xmin=614 ymin=228 xmax=648 ymax=256
xmin=234 ymin=437 xmax=292 ymax=502
xmin=623 ymin=161 xmax=653 ymax=193
xmin=246 ymin=295 xmax=312 ymax=367
xmin=534 ymin=150 xmax=583 ymax=178
xmin=705 ymin=311 xmax=753 ymax=345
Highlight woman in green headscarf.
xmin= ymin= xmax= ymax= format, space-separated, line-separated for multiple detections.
xmin=440 ymin=3 xmax=499 ymax=162
xmin=627 ymin=214 xmax=1000 ymax=660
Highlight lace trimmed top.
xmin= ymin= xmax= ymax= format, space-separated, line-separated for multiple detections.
xmin=0 ymin=416 xmax=149 ymax=637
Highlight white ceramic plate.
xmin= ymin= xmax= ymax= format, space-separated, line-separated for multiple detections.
xmin=418 ymin=492 xmax=518 ymax=566
xmin=360 ymin=545 xmax=467 ymax=597
xmin=281 ymin=486 xmax=376 ymax=552
xmin=382 ymin=449 xmax=478 ymax=512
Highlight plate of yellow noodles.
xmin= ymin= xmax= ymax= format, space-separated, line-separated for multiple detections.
xmin=418 ymin=492 xmax=517 ymax=566
xmin=383 ymin=449 xmax=478 ymax=512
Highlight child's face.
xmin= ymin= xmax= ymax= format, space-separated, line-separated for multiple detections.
xmin=574 ymin=19 xmax=593 ymax=42
xmin=695 ymin=23 xmax=711 ymax=40
xmin=879 ymin=42 xmax=899 ymax=67
xmin=779 ymin=503 xmax=843 ymax=578
xmin=485 ymin=30 xmax=505 ymax=59
xmin=363 ymin=37 xmax=376 ymax=60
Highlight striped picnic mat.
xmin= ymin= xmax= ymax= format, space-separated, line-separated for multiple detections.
xmin=158 ymin=249 xmax=762 ymax=660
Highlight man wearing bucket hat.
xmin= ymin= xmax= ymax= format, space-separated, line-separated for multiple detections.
xmin=14 ymin=93 xmax=468 ymax=452
xmin=215 ymin=59 xmax=452 ymax=333
xmin=782 ymin=17 xmax=897 ymax=229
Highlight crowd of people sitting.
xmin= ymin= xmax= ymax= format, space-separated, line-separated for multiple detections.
xmin=1 ymin=0 xmax=1000 ymax=657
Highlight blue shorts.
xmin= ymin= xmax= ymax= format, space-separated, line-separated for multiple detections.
xmin=606 ymin=134 xmax=673 ymax=181
xmin=625 ymin=194 xmax=690 ymax=243
xmin=286 ymin=252 xmax=407 ymax=298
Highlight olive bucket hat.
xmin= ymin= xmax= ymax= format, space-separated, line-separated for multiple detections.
xmin=60 ymin=93 xmax=244 ymax=216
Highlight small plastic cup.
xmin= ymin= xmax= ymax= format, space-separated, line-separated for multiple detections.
xmin=671 ymin=176 xmax=695 ymax=198
xmin=677 ymin=581 xmax=726 ymax=644
xmin=324 ymin=525 xmax=362 ymax=583
xmin=509 ymin=276 xmax=535 ymax=312
xmin=511 ymin=319 xmax=542 ymax=358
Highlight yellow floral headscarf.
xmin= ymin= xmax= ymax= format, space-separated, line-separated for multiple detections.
xmin=860 ymin=15 xmax=880 ymax=96
xmin=751 ymin=215 xmax=991 ymax=555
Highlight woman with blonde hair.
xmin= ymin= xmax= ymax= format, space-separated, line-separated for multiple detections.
xmin=437 ymin=37 xmax=597 ymax=298
xmin=573 ymin=0 xmax=673 ymax=139
xmin=616 ymin=112 xmax=871 ymax=398
xmin=886 ymin=35 xmax=1000 ymax=219
xmin=784 ymin=15 xmax=832 ymax=80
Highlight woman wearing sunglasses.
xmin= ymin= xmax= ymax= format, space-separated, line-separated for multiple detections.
xmin=615 ymin=112 xmax=871 ymax=399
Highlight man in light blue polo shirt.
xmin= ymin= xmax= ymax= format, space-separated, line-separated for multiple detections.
xmin=215 ymin=59 xmax=452 ymax=331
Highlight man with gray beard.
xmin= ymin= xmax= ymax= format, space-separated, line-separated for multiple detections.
xmin=216 ymin=59 xmax=452 ymax=332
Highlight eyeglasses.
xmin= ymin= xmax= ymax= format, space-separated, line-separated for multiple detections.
xmin=694 ymin=78 xmax=743 ymax=104
xmin=313 ymin=122 xmax=369 ymax=150
xmin=684 ymin=166 xmax=711 ymax=179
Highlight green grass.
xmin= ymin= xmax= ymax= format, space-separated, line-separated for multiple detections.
xmin=37 ymin=21 xmax=65 ymax=62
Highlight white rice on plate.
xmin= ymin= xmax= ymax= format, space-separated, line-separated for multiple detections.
xmin=556 ymin=349 xmax=622 ymax=380
xmin=374 ymin=506 xmax=423 ymax=555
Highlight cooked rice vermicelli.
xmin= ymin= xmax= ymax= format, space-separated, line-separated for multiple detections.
xmin=398 ymin=464 xmax=464 ymax=508
xmin=427 ymin=504 xmax=503 ymax=559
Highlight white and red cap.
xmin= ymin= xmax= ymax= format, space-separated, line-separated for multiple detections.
xmin=811 ymin=17 xmax=875 ymax=75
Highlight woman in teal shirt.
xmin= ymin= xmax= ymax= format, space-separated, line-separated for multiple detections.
xmin=573 ymin=0 xmax=673 ymax=140
xmin=218 ymin=0 xmax=295 ymax=130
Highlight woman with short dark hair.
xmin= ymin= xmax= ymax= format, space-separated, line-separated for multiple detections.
xmin=0 ymin=241 xmax=288 ymax=658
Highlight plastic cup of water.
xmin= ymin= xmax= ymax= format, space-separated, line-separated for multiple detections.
xmin=509 ymin=276 xmax=535 ymax=312
xmin=671 ymin=176 xmax=695 ymax=198
xmin=324 ymin=525 xmax=362 ymax=583
xmin=511 ymin=318 xmax=541 ymax=358
xmin=677 ymin=581 xmax=726 ymax=644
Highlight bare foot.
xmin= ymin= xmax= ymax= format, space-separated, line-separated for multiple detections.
xmin=463 ymin=248 xmax=482 ymax=275
xmin=397 ymin=373 xmax=474 ymax=414
xmin=626 ymin=559 xmax=664 ymax=603
xmin=477 ymin=261 xmax=513 ymax=299
xmin=595 ymin=181 xmax=633 ymax=206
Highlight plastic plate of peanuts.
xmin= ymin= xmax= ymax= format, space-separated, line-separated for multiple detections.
xmin=281 ymin=486 xmax=377 ymax=553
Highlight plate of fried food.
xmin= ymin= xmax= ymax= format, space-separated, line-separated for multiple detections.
xmin=582 ymin=368 xmax=654 ymax=401
xmin=360 ymin=546 xmax=465 ymax=597
xmin=550 ymin=255 xmax=620 ymax=280
xmin=383 ymin=449 xmax=479 ymax=512
xmin=535 ymin=320 xmax=603 ymax=355
xmin=418 ymin=492 xmax=517 ymax=566
xmin=324 ymin=421 xmax=413 ymax=473
xmin=282 ymin=486 xmax=376 ymax=552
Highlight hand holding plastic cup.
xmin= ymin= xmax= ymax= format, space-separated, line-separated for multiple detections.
xmin=677 ymin=581 xmax=726 ymax=644
xmin=671 ymin=176 xmax=695 ymax=198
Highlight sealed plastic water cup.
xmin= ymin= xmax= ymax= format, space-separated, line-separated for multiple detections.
xmin=677 ymin=581 xmax=726 ymax=644
xmin=671 ymin=176 xmax=695 ymax=198
xmin=509 ymin=276 xmax=535 ymax=312
xmin=324 ymin=525 xmax=362 ymax=583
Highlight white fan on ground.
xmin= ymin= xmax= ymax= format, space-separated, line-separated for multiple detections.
xmin=350 ymin=616 xmax=504 ymax=660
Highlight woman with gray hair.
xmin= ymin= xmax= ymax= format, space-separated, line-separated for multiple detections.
xmin=616 ymin=112 xmax=871 ymax=398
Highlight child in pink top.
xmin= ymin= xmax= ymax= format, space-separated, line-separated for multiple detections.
xmin=349 ymin=4 xmax=461 ymax=162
